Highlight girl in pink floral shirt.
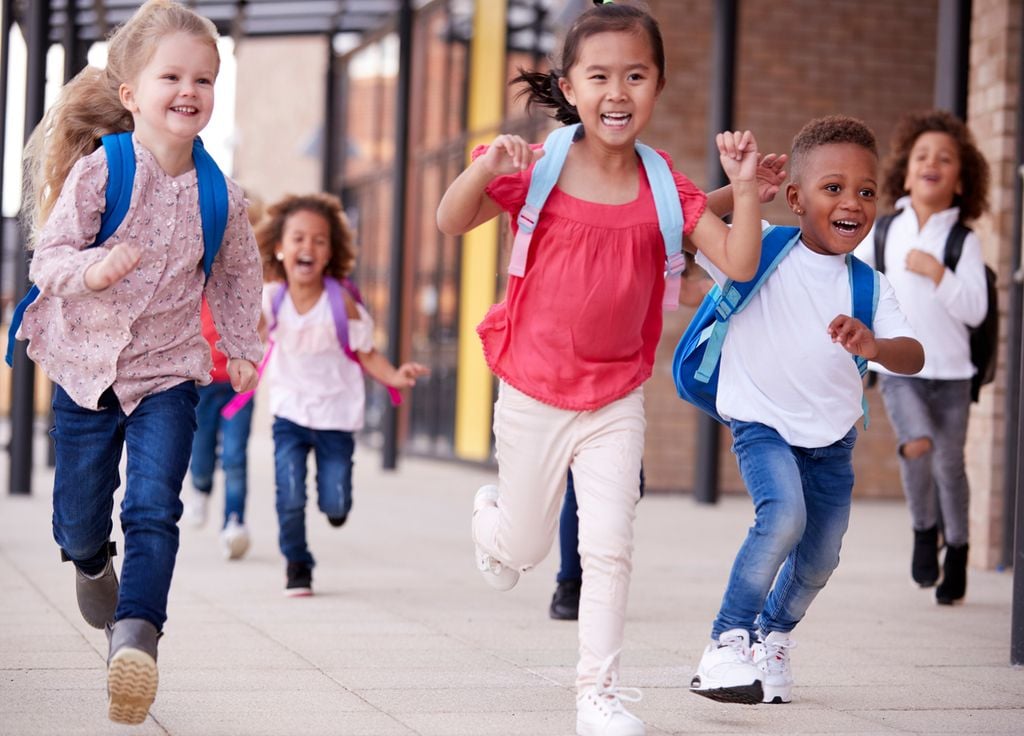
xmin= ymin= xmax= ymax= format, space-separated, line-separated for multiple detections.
xmin=16 ymin=0 xmax=261 ymax=725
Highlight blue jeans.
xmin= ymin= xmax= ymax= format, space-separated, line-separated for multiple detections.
xmin=51 ymin=382 xmax=198 ymax=631
xmin=712 ymin=420 xmax=856 ymax=640
xmin=273 ymin=417 xmax=355 ymax=566
xmin=190 ymin=381 xmax=254 ymax=526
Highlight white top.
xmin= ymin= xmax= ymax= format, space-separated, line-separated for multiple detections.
xmin=262 ymin=284 xmax=375 ymax=431
xmin=852 ymin=197 xmax=987 ymax=380
xmin=697 ymin=235 xmax=915 ymax=448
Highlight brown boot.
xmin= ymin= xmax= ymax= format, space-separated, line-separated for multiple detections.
xmin=106 ymin=618 xmax=160 ymax=725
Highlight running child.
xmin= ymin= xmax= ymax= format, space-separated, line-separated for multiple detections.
xmin=14 ymin=0 xmax=262 ymax=724
xmin=436 ymin=3 xmax=764 ymax=734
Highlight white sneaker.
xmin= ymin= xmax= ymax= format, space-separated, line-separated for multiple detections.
xmin=472 ymin=485 xmax=519 ymax=591
xmin=689 ymin=628 xmax=763 ymax=704
xmin=752 ymin=631 xmax=795 ymax=704
xmin=182 ymin=489 xmax=209 ymax=528
xmin=576 ymin=656 xmax=645 ymax=736
xmin=220 ymin=514 xmax=251 ymax=560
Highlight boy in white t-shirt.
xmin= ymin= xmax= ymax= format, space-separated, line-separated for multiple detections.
xmin=687 ymin=117 xmax=924 ymax=705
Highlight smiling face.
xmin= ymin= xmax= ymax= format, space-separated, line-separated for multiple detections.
xmin=557 ymin=30 xmax=663 ymax=149
xmin=904 ymin=130 xmax=962 ymax=211
xmin=119 ymin=32 xmax=218 ymax=148
xmin=787 ymin=143 xmax=879 ymax=256
xmin=275 ymin=209 xmax=333 ymax=287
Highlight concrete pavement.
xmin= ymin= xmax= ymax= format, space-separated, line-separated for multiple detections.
xmin=1 ymin=418 xmax=1023 ymax=735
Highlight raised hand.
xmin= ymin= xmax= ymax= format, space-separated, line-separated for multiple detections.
xmin=827 ymin=314 xmax=877 ymax=359
xmin=479 ymin=134 xmax=545 ymax=177
xmin=84 ymin=243 xmax=141 ymax=291
xmin=716 ymin=130 xmax=759 ymax=185
xmin=756 ymin=152 xmax=788 ymax=204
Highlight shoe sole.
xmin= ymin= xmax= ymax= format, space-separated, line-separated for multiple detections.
xmin=284 ymin=587 xmax=312 ymax=597
xmin=224 ymin=536 xmax=250 ymax=560
xmin=762 ymin=684 xmax=792 ymax=704
xmin=689 ymin=680 xmax=763 ymax=705
xmin=107 ymin=647 xmax=158 ymax=725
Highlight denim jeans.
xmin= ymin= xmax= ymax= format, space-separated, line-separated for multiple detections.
xmin=190 ymin=381 xmax=254 ymax=526
xmin=712 ymin=420 xmax=856 ymax=639
xmin=878 ymin=374 xmax=972 ymax=546
xmin=272 ymin=416 xmax=355 ymax=566
xmin=51 ymin=382 xmax=198 ymax=631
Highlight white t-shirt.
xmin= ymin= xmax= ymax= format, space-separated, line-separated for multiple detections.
xmin=696 ymin=236 xmax=915 ymax=448
xmin=852 ymin=198 xmax=987 ymax=380
xmin=262 ymin=284 xmax=375 ymax=431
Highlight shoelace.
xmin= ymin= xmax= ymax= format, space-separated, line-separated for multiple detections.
xmin=587 ymin=653 xmax=642 ymax=715
xmin=758 ymin=638 xmax=796 ymax=675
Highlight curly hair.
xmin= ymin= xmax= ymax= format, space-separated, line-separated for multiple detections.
xmin=789 ymin=115 xmax=878 ymax=185
xmin=880 ymin=109 xmax=989 ymax=222
xmin=255 ymin=193 xmax=356 ymax=284
xmin=22 ymin=0 xmax=219 ymax=244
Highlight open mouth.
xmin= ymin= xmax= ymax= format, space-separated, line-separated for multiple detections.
xmin=170 ymin=106 xmax=198 ymax=116
xmin=832 ymin=219 xmax=861 ymax=235
xmin=600 ymin=112 xmax=631 ymax=129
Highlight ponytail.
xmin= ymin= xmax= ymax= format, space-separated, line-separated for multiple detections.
xmin=511 ymin=68 xmax=579 ymax=126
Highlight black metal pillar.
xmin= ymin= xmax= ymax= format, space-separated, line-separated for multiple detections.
xmin=9 ymin=0 xmax=49 ymax=495
xmin=934 ymin=0 xmax=972 ymax=119
xmin=1007 ymin=2 xmax=1024 ymax=667
xmin=0 ymin=0 xmax=13 ymax=305
xmin=322 ymin=38 xmax=338 ymax=193
xmin=694 ymin=0 xmax=737 ymax=504
xmin=381 ymin=0 xmax=413 ymax=470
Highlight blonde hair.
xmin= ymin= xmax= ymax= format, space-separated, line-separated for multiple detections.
xmin=22 ymin=0 xmax=219 ymax=242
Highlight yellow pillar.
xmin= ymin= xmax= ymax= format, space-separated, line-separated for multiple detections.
xmin=454 ymin=0 xmax=507 ymax=461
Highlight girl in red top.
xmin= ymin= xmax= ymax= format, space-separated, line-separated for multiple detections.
xmin=437 ymin=4 xmax=762 ymax=735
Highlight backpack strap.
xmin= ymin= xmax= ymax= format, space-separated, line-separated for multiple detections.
xmin=635 ymin=143 xmax=685 ymax=310
xmin=942 ymin=222 xmax=971 ymax=272
xmin=192 ymin=137 xmax=229 ymax=280
xmin=848 ymin=254 xmax=879 ymax=428
xmin=508 ymin=124 xmax=577 ymax=277
xmin=872 ymin=211 xmax=898 ymax=275
xmin=693 ymin=225 xmax=801 ymax=383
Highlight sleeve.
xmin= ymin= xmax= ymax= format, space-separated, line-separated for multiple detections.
xmin=347 ymin=302 xmax=376 ymax=353
xmin=933 ymin=229 xmax=988 ymax=328
xmin=204 ymin=181 xmax=265 ymax=364
xmin=29 ymin=149 xmax=113 ymax=297
xmin=656 ymin=150 xmax=708 ymax=237
xmin=471 ymin=143 xmax=537 ymax=215
xmin=872 ymin=273 xmax=917 ymax=340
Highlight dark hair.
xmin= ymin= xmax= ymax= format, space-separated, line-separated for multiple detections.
xmin=789 ymin=115 xmax=878 ymax=184
xmin=881 ymin=109 xmax=989 ymax=223
xmin=256 ymin=193 xmax=356 ymax=283
xmin=511 ymin=2 xmax=665 ymax=126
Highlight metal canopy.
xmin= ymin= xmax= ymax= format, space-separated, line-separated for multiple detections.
xmin=35 ymin=0 xmax=404 ymax=43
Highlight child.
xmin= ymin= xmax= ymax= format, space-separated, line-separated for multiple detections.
xmin=686 ymin=116 xmax=924 ymax=706
xmin=436 ymin=3 xmax=764 ymax=734
xmin=853 ymin=110 xmax=990 ymax=604
xmin=184 ymin=195 xmax=266 ymax=561
xmin=255 ymin=193 xmax=428 ymax=597
xmin=15 ymin=0 xmax=261 ymax=724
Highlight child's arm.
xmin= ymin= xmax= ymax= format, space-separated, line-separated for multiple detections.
xmin=685 ymin=131 xmax=763 ymax=282
xmin=83 ymin=244 xmax=141 ymax=290
xmin=436 ymin=134 xmax=544 ymax=235
xmin=357 ymin=349 xmax=430 ymax=389
xmin=704 ymin=153 xmax=788 ymax=217
xmin=827 ymin=315 xmax=925 ymax=375
xmin=226 ymin=358 xmax=259 ymax=393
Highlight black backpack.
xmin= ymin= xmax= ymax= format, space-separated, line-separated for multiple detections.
xmin=874 ymin=211 xmax=998 ymax=402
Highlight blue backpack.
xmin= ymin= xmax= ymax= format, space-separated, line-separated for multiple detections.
xmin=671 ymin=225 xmax=879 ymax=426
xmin=510 ymin=122 xmax=687 ymax=309
xmin=5 ymin=132 xmax=229 ymax=366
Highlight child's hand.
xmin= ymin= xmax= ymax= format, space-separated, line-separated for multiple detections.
xmin=479 ymin=134 xmax=545 ymax=177
xmin=716 ymin=130 xmax=759 ymax=185
xmin=755 ymin=153 xmax=788 ymax=203
xmin=227 ymin=358 xmax=259 ymax=393
xmin=391 ymin=362 xmax=430 ymax=389
xmin=827 ymin=315 xmax=877 ymax=359
xmin=905 ymin=248 xmax=945 ymax=285
xmin=84 ymin=243 xmax=141 ymax=291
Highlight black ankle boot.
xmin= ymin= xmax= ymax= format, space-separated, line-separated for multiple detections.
xmin=911 ymin=526 xmax=939 ymax=587
xmin=936 ymin=543 xmax=968 ymax=605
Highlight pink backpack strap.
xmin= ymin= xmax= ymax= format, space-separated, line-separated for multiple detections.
xmin=221 ymin=283 xmax=288 ymax=420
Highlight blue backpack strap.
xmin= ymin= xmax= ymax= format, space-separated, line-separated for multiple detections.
xmin=693 ymin=225 xmax=801 ymax=383
xmin=848 ymin=254 xmax=879 ymax=428
xmin=5 ymin=132 xmax=136 ymax=366
xmin=635 ymin=143 xmax=684 ymax=310
xmin=192 ymin=137 xmax=229 ymax=280
xmin=508 ymin=124 xmax=578 ymax=277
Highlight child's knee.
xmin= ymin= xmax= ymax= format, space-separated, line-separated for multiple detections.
xmin=900 ymin=437 xmax=932 ymax=460
xmin=502 ymin=537 xmax=552 ymax=571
